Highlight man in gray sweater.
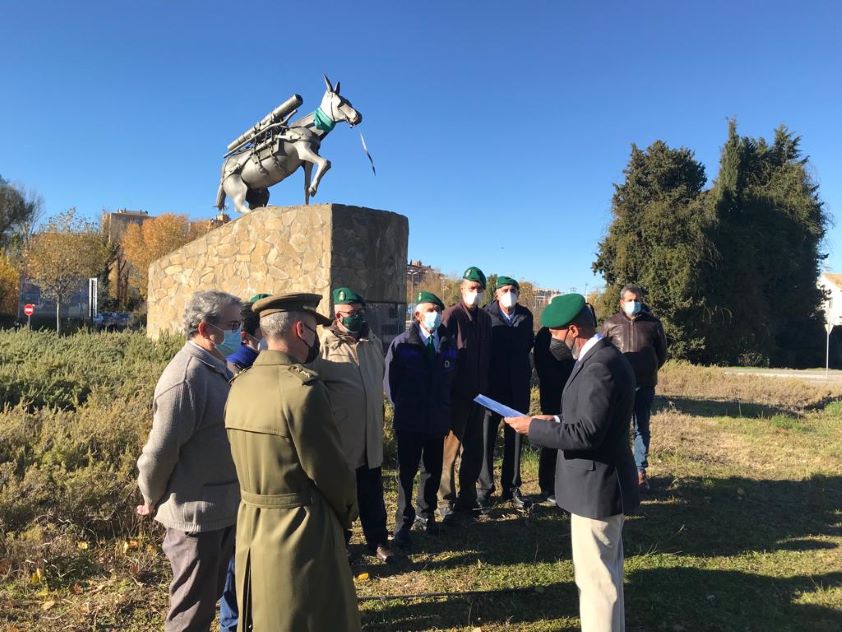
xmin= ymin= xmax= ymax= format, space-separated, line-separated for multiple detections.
xmin=137 ymin=290 xmax=243 ymax=632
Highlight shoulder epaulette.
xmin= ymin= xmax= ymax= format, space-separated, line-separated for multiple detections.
xmin=287 ymin=363 xmax=318 ymax=384
xmin=228 ymin=366 xmax=251 ymax=385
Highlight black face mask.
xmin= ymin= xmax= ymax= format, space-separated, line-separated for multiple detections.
xmin=549 ymin=336 xmax=573 ymax=361
xmin=301 ymin=324 xmax=320 ymax=363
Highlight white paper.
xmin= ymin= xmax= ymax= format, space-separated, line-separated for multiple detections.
xmin=473 ymin=394 xmax=526 ymax=418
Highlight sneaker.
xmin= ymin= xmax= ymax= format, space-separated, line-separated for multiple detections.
xmin=392 ymin=527 xmax=412 ymax=549
xmin=413 ymin=515 xmax=440 ymax=534
xmin=373 ymin=544 xmax=395 ymax=564
xmin=508 ymin=488 xmax=533 ymax=511
xmin=638 ymin=470 xmax=650 ymax=492
xmin=534 ymin=491 xmax=556 ymax=505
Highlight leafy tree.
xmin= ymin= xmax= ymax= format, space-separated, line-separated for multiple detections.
xmin=700 ymin=122 xmax=828 ymax=366
xmin=25 ymin=209 xmax=111 ymax=332
xmin=0 ymin=176 xmax=42 ymax=252
xmin=593 ymin=141 xmax=711 ymax=360
xmin=121 ymin=213 xmax=207 ymax=299
xmin=0 ymin=252 xmax=20 ymax=315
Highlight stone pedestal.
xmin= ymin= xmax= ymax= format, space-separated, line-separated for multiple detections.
xmin=147 ymin=204 xmax=408 ymax=344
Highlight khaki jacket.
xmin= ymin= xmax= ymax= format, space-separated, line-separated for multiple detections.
xmin=225 ymin=350 xmax=360 ymax=632
xmin=310 ymin=325 xmax=385 ymax=470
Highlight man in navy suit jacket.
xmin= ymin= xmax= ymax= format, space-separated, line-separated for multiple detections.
xmin=506 ymin=293 xmax=639 ymax=632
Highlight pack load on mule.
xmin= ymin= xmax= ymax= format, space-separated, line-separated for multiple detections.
xmin=224 ymin=94 xmax=303 ymax=156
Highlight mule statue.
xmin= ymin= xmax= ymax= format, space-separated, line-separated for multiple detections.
xmin=215 ymin=75 xmax=362 ymax=214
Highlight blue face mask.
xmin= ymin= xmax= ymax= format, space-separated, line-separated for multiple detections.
xmin=423 ymin=311 xmax=442 ymax=332
xmin=623 ymin=301 xmax=642 ymax=317
xmin=211 ymin=325 xmax=241 ymax=357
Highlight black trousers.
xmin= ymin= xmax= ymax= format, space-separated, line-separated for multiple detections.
xmin=538 ymin=448 xmax=557 ymax=495
xmin=477 ymin=411 xmax=523 ymax=500
xmin=344 ymin=465 xmax=389 ymax=551
xmin=395 ymin=431 xmax=445 ymax=531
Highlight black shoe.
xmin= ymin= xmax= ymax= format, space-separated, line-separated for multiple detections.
xmin=392 ymin=527 xmax=412 ymax=549
xmin=477 ymin=495 xmax=494 ymax=511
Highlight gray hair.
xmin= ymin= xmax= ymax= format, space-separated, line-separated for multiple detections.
xmin=260 ymin=310 xmax=312 ymax=340
xmin=184 ymin=290 xmax=242 ymax=337
xmin=620 ymin=284 xmax=644 ymax=300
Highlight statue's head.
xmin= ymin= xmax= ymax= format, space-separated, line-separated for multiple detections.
xmin=320 ymin=74 xmax=362 ymax=127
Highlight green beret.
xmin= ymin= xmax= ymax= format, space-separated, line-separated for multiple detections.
xmin=253 ymin=292 xmax=331 ymax=326
xmin=496 ymin=275 xmax=519 ymax=291
xmin=541 ymin=293 xmax=586 ymax=328
xmin=249 ymin=293 xmax=271 ymax=304
xmin=332 ymin=287 xmax=365 ymax=305
xmin=462 ymin=266 xmax=487 ymax=288
xmin=414 ymin=290 xmax=445 ymax=310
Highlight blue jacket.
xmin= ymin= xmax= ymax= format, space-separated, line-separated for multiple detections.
xmin=384 ymin=323 xmax=458 ymax=437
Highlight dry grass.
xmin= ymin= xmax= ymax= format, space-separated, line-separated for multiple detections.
xmin=2 ymin=357 xmax=841 ymax=631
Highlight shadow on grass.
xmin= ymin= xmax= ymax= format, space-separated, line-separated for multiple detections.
xmin=627 ymin=567 xmax=842 ymax=632
xmin=627 ymin=474 xmax=841 ymax=558
xmin=654 ymin=395 xmax=799 ymax=418
xmin=361 ymin=581 xmax=578 ymax=631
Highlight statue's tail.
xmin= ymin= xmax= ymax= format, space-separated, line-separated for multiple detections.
xmin=215 ymin=181 xmax=226 ymax=210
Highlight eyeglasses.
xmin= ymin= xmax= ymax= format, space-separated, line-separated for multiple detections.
xmin=209 ymin=321 xmax=241 ymax=332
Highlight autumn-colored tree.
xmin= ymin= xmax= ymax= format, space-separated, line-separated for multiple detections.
xmin=121 ymin=213 xmax=208 ymax=299
xmin=0 ymin=252 xmax=20 ymax=315
xmin=25 ymin=209 xmax=111 ymax=332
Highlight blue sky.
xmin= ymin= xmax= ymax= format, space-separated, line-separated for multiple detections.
xmin=1 ymin=1 xmax=840 ymax=294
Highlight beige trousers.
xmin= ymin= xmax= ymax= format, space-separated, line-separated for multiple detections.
xmin=570 ymin=512 xmax=625 ymax=632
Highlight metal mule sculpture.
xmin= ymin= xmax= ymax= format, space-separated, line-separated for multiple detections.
xmin=216 ymin=75 xmax=362 ymax=214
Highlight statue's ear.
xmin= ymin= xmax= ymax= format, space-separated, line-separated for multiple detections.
xmin=333 ymin=81 xmax=341 ymax=95
xmin=323 ymin=74 xmax=334 ymax=92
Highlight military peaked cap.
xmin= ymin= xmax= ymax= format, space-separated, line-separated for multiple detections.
xmin=415 ymin=290 xmax=445 ymax=310
xmin=541 ymin=293 xmax=586 ymax=328
xmin=332 ymin=287 xmax=365 ymax=305
xmin=462 ymin=266 xmax=487 ymax=289
xmin=496 ymin=275 xmax=520 ymax=291
xmin=253 ymin=292 xmax=331 ymax=326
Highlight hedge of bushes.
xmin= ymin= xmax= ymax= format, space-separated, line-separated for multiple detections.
xmin=0 ymin=330 xmax=183 ymax=554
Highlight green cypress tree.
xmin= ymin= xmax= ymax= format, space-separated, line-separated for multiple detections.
xmin=593 ymin=141 xmax=711 ymax=360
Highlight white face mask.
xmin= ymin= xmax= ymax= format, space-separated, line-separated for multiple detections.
xmin=623 ymin=301 xmax=642 ymax=317
xmin=500 ymin=291 xmax=517 ymax=309
xmin=257 ymin=337 xmax=268 ymax=351
xmin=463 ymin=290 xmax=483 ymax=307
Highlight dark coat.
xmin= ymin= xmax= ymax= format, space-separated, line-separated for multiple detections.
xmin=485 ymin=301 xmax=534 ymax=413
xmin=528 ymin=338 xmax=640 ymax=519
xmin=384 ymin=324 xmax=458 ymax=437
xmin=602 ymin=308 xmax=667 ymax=388
xmin=533 ymin=327 xmax=575 ymax=415
xmin=442 ymin=302 xmax=492 ymax=402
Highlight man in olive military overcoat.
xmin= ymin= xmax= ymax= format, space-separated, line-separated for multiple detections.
xmin=224 ymin=293 xmax=361 ymax=632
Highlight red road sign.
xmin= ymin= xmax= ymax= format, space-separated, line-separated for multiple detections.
xmin=23 ymin=304 xmax=35 ymax=317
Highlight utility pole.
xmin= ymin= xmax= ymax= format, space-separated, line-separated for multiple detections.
xmin=826 ymin=323 xmax=834 ymax=379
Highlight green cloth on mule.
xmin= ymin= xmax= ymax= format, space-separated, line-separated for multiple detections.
xmin=249 ymin=293 xmax=271 ymax=304
xmin=541 ymin=293 xmax=586 ymax=328
xmin=313 ymin=107 xmax=336 ymax=132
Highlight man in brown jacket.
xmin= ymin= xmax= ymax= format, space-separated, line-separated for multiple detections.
xmin=438 ymin=266 xmax=492 ymax=520
xmin=309 ymin=287 xmax=393 ymax=563
xmin=602 ymin=284 xmax=668 ymax=491
xmin=225 ymin=293 xmax=360 ymax=632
